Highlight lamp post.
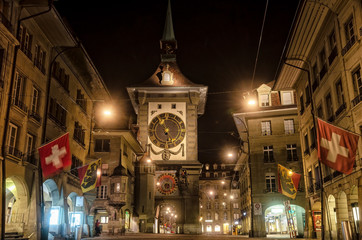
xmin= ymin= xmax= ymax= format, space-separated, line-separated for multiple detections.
xmin=232 ymin=114 xmax=254 ymax=237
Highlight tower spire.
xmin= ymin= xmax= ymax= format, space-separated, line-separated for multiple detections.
xmin=160 ymin=0 xmax=177 ymax=62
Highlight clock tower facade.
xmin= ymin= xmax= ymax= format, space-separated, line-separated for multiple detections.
xmin=127 ymin=0 xmax=207 ymax=234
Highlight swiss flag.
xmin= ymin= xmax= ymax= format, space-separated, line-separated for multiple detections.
xmin=317 ymin=118 xmax=360 ymax=175
xmin=38 ymin=133 xmax=71 ymax=178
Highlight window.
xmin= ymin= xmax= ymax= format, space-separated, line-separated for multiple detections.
xmin=100 ymin=216 xmax=108 ymax=223
xmin=171 ymin=103 xmax=176 ymax=109
xmin=213 ymin=163 xmax=217 ymax=169
xmin=335 ymin=79 xmax=345 ymax=107
xmin=96 ymin=185 xmax=108 ymax=199
xmin=215 ymin=225 xmax=221 ymax=232
xmin=281 ymin=91 xmax=293 ymax=105
xmin=286 ymin=144 xmax=297 ymax=161
xmin=265 ymin=173 xmax=276 ymax=192
xmin=263 ymin=145 xmax=274 ymax=163
xmin=317 ymin=104 xmax=324 ymax=119
xmin=233 ymin=203 xmax=239 ymax=209
xmin=260 ymin=94 xmax=269 ymax=106
xmin=34 ymin=44 xmax=46 ymax=73
xmin=223 ymin=212 xmax=228 ymax=220
xmin=205 ymin=164 xmax=209 ymax=170
xmin=299 ymin=94 xmax=304 ymax=114
xmin=329 ymin=30 xmax=337 ymax=50
xmin=7 ymin=123 xmax=18 ymax=155
xmin=304 ymin=133 xmax=309 ymax=155
xmin=76 ymin=89 xmax=87 ymax=112
xmin=310 ymin=127 xmax=316 ymax=150
xmin=52 ymin=62 xmax=69 ymax=91
xmin=73 ymin=122 xmax=85 ymax=146
xmin=94 ymin=139 xmax=110 ymax=152
xmin=221 ymin=164 xmax=225 ymax=169
xmin=102 ymin=164 xmax=108 ymax=176
xmin=308 ymin=169 xmax=313 ymax=193
xmin=344 ymin=16 xmax=355 ymax=42
xmin=261 ymin=121 xmax=271 ymax=135
xmin=215 ymin=212 xmax=219 ymax=221
xmin=205 ymin=172 xmax=210 ymax=178
xmin=214 ymin=172 xmax=218 ymax=178
xmin=222 ymin=172 xmax=226 ymax=177
xmin=49 ymin=98 xmax=67 ymax=128
xmin=352 ymin=66 xmax=362 ymax=96
xmin=325 ymin=93 xmax=333 ymax=120
xmin=206 ymin=202 xmax=211 ymax=210
xmin=25 ymin=134 xmax=34 ymax=155
xmin=284 ymin=119 xmax=294 ymax=134
xmin=18 ymin=26 xmax=33 ymax=58
xmin=305 ymin=85 xmax=311 ymax=106
xmin=206 ymin=212 xmax=212 ymax=220
xmin=13 ymin=72 xmax=24 ymax=106
xmin=70 ymin=155 xmax=82 ymax=177
xmin=234 ymin=213 xmax=240 ymax=220
xmin=157 ymin=104 xmax=162 ymax=109
xmin=215 ymin=202 xmax=219 ymax=210
xmin=30 ymin=87 xmax=39 ymax=114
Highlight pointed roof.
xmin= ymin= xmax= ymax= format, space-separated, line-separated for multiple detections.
xmin=162 ymin=0 xmax=176 ymax=41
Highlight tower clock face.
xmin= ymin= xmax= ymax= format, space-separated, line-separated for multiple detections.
xmin=148 ymin=112 xmax=186 ymax=149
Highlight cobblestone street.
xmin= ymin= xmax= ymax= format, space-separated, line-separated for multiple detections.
xmin=82 ymin=233 xmax=311 ymax=240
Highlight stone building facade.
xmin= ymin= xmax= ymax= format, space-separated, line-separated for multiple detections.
xmin=0 ymin=1 xmax=111 ymax=239
xmin=274 ymin=0 xmax=362 ymax=239
xmin=233 ymin=83 xmax=307 ymax=237
xmin=199 ymin=163 xmax=241 ymax=235
xmin=89 ymin=130 xmax=144 ymax=235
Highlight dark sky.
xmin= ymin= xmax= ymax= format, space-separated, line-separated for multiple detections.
xmin=55 ymin=0 xmax=299 ymax=163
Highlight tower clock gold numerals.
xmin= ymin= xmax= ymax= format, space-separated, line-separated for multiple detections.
xmin=148 ymin=112 xmax=186 ymax=149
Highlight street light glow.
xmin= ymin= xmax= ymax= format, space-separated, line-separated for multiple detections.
xmin=209 ymin=191 xmax=213 ymax=195
xmin=221 ymin=181 xmax=225 ymax=184
xmin=227 ymin=153 xmax=233 ymax=158
xmin=103 ymin=109 xmax=112 ymax=116
xmin=248 ymin=99 xmax=256 ymax=105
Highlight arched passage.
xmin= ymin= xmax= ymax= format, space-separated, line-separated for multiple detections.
xmin=350 ymin=186 xmax=359 ymax=238
xmin=264 ymin=204 xmax=305 ymax=237
xmin=155 ymin=203 xmax=178 ymax=234
xmin=43 ymin=178 xmax=61 ymax=238
xmin=67 ymin=192 xmax=85 ymax=234
xmin=5 ymin=176 xmax=28 ymax=234
xmin=327 ymin=195 xmax=337 ymax=239
xmin=337 ymin=191 xmax=349 ymax=239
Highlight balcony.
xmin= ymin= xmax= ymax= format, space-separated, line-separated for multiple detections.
xmin=0 ymin=11 xmax=12 ymax=32
xmin=24 ymin=153 xmax=37 ymax=165
xmin=327 ymin=114 xmax=335 ymax=122
xmin=29 ymin=111 xmax=41 ymax=123
xmin=342 ymin=35 xmax=356 ymax=56
xmin=328 ymin=46 xmax=338 ymax=65
xmin=12 ymin=99 xmax=28 ymax=113
xmin=335 ymin=103 xmax=346 ymax=117
xmin=323 ymin=174 xmax=332 ymax=183
xmin=6 ymin=146 xmax=24 ymax=160
xmin=108 ymin=193 xmax=126 ymax=208
xmin=319 ymin=64 xmax=327 ymax=80
xmin=351 ymin=94 xmax=362 ymax=107
xmin=333 ymin=171 xmax=342 ymax=178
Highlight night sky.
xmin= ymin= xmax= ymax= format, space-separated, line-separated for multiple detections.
xmin=55 ymin=0 xmax=300 ymax=163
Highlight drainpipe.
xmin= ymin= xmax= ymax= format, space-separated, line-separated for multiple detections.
xmin=1 ymin=2 xmax=52 ymax=240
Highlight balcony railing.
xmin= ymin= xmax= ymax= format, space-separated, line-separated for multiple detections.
xmin=49 ymin=113 xmax=66 ymax=131
xmin=29 ymin=111 xmax=41 ymax=123
xmin=315 ymin=181 xmax=321 ymax=190
xmin=323 ymin=174 xmax=332 ymax=183
xmin=307 ymin=185 xmax=314 ymax=194
xmin=24 ymin=153 xmax=37 ymax=165
xmin=352 ymin=93 xmax=362 ymax=107
xmin=327 ymin=114 xmax=335 ymax=122
xmin=335 ymin=102 xmax=346 ymax=117
xmin=6 ymin=146 xmax=24 ymax=160
xmin=12 ymin=99 xmax=28 ymax=113
xmin=319 ymin=64 xmax=327 ymax=80
xmin=342 ymin=35 xmax=356 ymax=56
xmin=333 ymin=171 xmax=342 ymax=178
xmin=0 ymin=11 xmax=13 ymax=32
xmin=328 ymin=46 xmax=338 ymax=65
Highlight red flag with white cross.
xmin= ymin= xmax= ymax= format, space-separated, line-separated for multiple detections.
xmin=317 ymin=118 xmax=360 ymax=175
xmin=38 ymin=133 xmax=71 ymax=178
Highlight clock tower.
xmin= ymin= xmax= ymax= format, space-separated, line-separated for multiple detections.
xmin=127 ymin=0 xmax=207 ymax=234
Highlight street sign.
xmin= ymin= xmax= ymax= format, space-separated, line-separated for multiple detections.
xmin=254 ymin=202 xmax=262 ymax=215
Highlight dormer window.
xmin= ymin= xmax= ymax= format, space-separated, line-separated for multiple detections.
xmin=205 ymin=164 xmax=209 ymax=170
xmin=161 ymin=64 xmax=174 ymax=85
xmin=260 ymin=94 xmax=270 ymax=106
xmin=213 ymin=163 xmax=218 ymax=170
xmin=281 ymin=91 xmax=294 ymax=105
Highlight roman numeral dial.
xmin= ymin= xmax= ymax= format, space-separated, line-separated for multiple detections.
xmin=148 ymin=112 xmax=186 ymax=149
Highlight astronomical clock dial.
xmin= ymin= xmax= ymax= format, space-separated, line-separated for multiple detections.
xmin=157 ymin=173 xmax=178 ymax=195
xmin=148 ymin=112 xmax=186 ymax=149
